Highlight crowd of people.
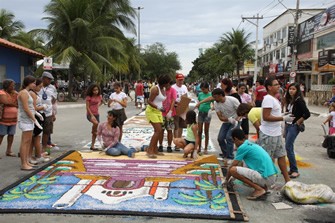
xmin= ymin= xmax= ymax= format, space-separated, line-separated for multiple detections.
xmin=2 ymin=71 xmax=333 ymax=201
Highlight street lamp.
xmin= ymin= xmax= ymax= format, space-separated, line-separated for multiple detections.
xmin=136 ymin=7 xmax=144 ymax=49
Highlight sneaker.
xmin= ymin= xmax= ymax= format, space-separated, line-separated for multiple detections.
xmin=174 ymin=146 xmax=181 ymax=151
xmin=167 ymin=146 xmax=173 ymax=153
xmin=29 ymin=159 xmax=38 ymax=165
xmin=36 ymin=156 xmax=50 ymax=163
xmin=158 ymin=145 xmax=164 ymax=152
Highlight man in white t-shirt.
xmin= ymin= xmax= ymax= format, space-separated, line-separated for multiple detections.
xmin=212 ymin=88 xmax=240 ymax=162
xmin=172 ymin=73 xmax=189 ymax=151
xmin=259 ymin=77 xmax=294 ymax=183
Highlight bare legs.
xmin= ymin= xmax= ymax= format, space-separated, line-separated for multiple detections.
xmin=20 ymin=131 xmax=34 ymax=170
xmin=147 ymin=122 xmax=163 ymax=158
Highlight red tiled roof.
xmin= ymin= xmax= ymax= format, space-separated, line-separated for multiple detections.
xmin=0 ymin=38 xmax=44 ymax=59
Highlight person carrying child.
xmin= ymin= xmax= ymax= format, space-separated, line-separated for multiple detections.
xmin=173 ymin=110 xmax=199 ymax=160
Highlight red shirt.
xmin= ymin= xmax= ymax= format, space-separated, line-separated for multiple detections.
xmin=135 ymin=83 xmax=144 ymax=96
xmin=255 ymin=86 xmax=267 ymax=101
xmin=86 ymin=95 xmax=102 ymax=115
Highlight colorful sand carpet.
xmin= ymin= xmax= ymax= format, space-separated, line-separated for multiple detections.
xmin=0 ymin=151 xmax=247 ymax=221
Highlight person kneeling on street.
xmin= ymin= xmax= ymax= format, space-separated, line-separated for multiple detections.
xmin=224 ymin=128 xmax=278 ymax=200
xmin=97 ymin=110 xmax=136 ymax=158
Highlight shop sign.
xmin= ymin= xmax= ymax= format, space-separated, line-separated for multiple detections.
xmin=288 ymin=26 xmax=295 ymax=46
xmin=297 ymin=61 xmax=312 ymax=71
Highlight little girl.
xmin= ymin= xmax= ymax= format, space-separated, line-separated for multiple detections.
xmin=85 ymin=84 xmax=102 ymax=151
xmin=173 ymin=110 xmax=199 ymax=159
xmin=323 ymin=102 xmax=335 ymax=135
xmin=108 ymin=82 xmax=128 ymax=141
xmin=197 ymin=82 xmax=212 ymax=154
xmin=97 ymin=110 xmax=136 ymax=157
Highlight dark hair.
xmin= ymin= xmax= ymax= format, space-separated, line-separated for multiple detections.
xmin=158 ymin=74 xmax=172 ymax=86
xmin=200 ymin=82 xmax=209 ymax=89
xmin=236 ymin=103 xmax=252 ymax=116
xmin=221 ymin=78 xmax=233 ymax=93
xmin=231 ymin=128 xmax=246 ymax=140
xmin=264 ymin=77 xmax=276 ymax=91
xmin=2 ymin=79 xmax=15 ymax=91
xmin=257 ymin=78 xmax=264 ymax=85
xmin=212 ymin=88 xmax=225 ymax=97
xmin=285 ymin=82 xmax=304 ymax=105
xmin=186 ymin=110 xmax=197 ymax=125
xmin=86 ymin=83 xmax=101 ymax=97
xmin=113 ymin=82 xmax=121 ymax=88
xmin=237 ymin=83 xmax=247 ymax=89
xmin=21 ymin=75 xmax=36 ymax=89
xmin=107 ymin=110 xmax=119 ymax=128
xmin=36 ymin=78 xmax=43 ymax=86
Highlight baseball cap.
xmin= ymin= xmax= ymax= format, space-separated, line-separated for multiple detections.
xmin=176 ymin=73 xmax=184 ymax=80
xmin=42 ymin=71 xmax=54 ymax=80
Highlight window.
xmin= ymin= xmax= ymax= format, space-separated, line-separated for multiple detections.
xmin=276 ymin=50 xmax=280 ymax=60
xmin=281 ymin=47 xmax=286 ymax=58
xmin=270 ymin=52 xmax=273 ymax=61
xmin=317 ymin=31 xmax=335 ymax=50
xmin=0 ymin=65 xmax=6 ymax=84
xmin=277 ymin=30 xmax=281 ymax=40
xmin=298 ymin=40 xmax=311 ymax=54
xmin=282 ymin=27 xmax=287 ymax=39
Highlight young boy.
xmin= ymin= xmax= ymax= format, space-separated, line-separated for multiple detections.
xmin=224 ymin=128 xmax=278 ymax=200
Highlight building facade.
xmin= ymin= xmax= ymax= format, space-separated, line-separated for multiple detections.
xmin=0 ymin=38 xmax=44 ymax=89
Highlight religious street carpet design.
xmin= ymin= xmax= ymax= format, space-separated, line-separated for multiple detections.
xmin=0 ymin=151 xmax=247 ymax=221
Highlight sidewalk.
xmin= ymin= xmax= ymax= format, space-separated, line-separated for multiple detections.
xmin=305 ymin=97 xmax=328 ymax=116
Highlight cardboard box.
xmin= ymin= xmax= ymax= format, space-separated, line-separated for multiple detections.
xmin=176 ymin=94 xmax=191 ymax=116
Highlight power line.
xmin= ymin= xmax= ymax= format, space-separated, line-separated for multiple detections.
xmin=262 ymin=0 xmax=284 ymax=16
xmin=258 ymin=0 xmax=276 ymax=14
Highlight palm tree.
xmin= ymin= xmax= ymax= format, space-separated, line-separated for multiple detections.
xmin=11 ymin=31 xmax=47 ymax=54
xmin=32 ymin=0 xmax=137 ymax=99
xmin=220 ymin=29 xmax=254 ymax=82
xmin=0 ymin=9 xmax=24 ymax=40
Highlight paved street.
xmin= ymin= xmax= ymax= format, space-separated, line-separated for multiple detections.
xmin=0 ymin=95 xmax=334 ymax=223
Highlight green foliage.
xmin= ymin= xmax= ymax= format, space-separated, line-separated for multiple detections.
xmin=328 ymin=78 xmax=335 ymax=85
xmin=140 ymin=42 xmax=181 ymax=80
xmin=0 ymin=9 xmax=24 ymax=40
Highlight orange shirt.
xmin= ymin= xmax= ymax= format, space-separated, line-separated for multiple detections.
xmin=0 ymin=90 xmax=18 ymax=125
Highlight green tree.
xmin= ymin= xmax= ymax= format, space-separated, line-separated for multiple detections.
xmin=141 ymin=42 xmax=181 ymax=80
xmin=220 ymin=28 xmax=254 ymax=82
xmin=0 ymin=9 xmax=24 ymax=40
xmin=33 ymin=0 xmax=137 ymax=99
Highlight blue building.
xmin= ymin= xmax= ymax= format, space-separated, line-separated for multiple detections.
xmin=0 ymin=38 xmax=44 ymax=89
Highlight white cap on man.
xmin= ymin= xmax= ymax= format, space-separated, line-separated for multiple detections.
xmin=42 ymin=71 xmax=54 ymax=80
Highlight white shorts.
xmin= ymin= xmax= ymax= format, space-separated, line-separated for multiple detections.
xmin=137 ymin=96 xmax=144 ymax=103
xmin=18 ymin=121 xmax=34 ymax=132
xmin=236 ymin=166 xmax=277 ymax=187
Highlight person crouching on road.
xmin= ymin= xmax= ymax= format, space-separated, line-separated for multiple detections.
xmin=97 ymin=110 xmax=136 ymax=158
xmin=224 ymin=128 xmax=278 ymax=200
xmin=173 ymin=110 xmax=200 ymax=160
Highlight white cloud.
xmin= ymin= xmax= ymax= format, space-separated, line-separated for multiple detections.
xmin=1 ymin=0 xmax=325 ymax=76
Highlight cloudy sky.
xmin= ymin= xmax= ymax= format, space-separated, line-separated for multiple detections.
xmin=1 ymin=0 xmax=332 ymax=75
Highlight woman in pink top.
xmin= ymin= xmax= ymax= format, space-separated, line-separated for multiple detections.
xmin=85 ymin=84 xmax=102 ymax=151
xmin=97 ymin=110 xmax=136 ymax=157
xmin=158 ymin=81 xmax=177 ymax=153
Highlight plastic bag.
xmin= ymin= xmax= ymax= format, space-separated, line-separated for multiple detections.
xmin=283 ymin=181 xmax=335 ymax=204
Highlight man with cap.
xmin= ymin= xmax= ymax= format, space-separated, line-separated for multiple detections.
xmin=172 ymin=73 xmax=189 ymax=151
xmin=39 ymin=72 xmax=57 ymax=155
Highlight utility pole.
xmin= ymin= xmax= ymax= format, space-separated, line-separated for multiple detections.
xmin=290 ymin=0 xmax=300 ymax=83
xmin=242 ymin=14 xmax=263 ymax=85
xmin=136 ymin=7 xmax=144 ymax=49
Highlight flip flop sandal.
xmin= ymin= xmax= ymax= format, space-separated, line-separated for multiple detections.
xmin=247 ymin=192 xmax=267 ymax=201
xmin=6 ymin=152 xmax=17 ymax=157
xmin=289 ymin=172 xmax=300 ymax=178
xmin=90 ymin=147 xmax=100 ymax=151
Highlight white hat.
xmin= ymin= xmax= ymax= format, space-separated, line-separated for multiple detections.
xmin=42 ymin=71 xmax=54 ymax=80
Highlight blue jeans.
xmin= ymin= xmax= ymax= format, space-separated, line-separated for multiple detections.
xmin=218 ymin=122 xmax=239 ymax=159
xmin=285 ymin=124 xmax=300 ymax=173
xmin=106 ymin=142 xmax=136 ymax=157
